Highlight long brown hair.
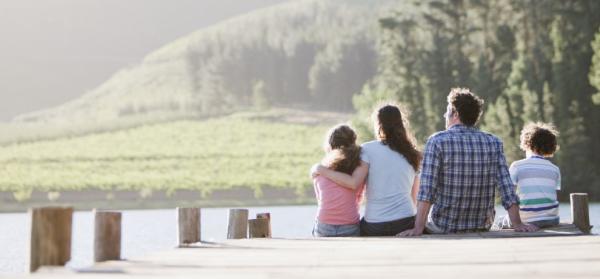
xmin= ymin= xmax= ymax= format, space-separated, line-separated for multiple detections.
xmin=321 ymin=124 xmax=362 ymax=175
xmin=374 ymin=104 xmax=422 ymax=171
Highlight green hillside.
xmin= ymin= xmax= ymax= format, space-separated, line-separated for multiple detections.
xmin=2 ymin=109 xmax=349 ymax=201
xmin=15 ymin=0 xmax=396 ymax=125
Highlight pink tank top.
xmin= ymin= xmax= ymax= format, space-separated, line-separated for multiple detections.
xmin=314 ymin=176 xmax=364 ymax=225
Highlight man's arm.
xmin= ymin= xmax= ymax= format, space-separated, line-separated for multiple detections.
xmin=506 ymin=203 xmax=537 ymax=232
xmin=411 ymin=175 xmax=420 ymax=206
xmin=398 ymin=137 xmax=440 ymax=237
xmin=397 ymin=201 xmax=431 ymax=237
xmin=496 ymin=141 xmax=537 ymax=232
xmin=312 ymin=161 xmax=368 ymax=190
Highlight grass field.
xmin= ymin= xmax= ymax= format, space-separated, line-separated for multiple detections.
xmin=0 ymin=109 xmax=350 ymax=202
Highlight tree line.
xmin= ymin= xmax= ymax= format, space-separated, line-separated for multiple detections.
xmin=354 ymin=0 xmax=600 ymax=200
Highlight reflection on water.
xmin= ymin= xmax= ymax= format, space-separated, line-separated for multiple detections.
xmin=0 ymin=204 xmax=598 ymax=274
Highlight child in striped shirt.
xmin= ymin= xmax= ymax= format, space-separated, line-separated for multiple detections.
xmin=498 ymin=123 xmax=561 ymax=229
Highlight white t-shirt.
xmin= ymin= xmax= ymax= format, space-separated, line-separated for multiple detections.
xmin=361 ymin=141 xmax=417 ymax=223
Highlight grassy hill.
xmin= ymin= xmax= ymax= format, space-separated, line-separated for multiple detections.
xmin=0 ymin=0 xmax=399 ymax=209
xmin=14 ymin=0 xmax=397 ymax=126
xmin=1 ymin=109 xmax=350 ymax=207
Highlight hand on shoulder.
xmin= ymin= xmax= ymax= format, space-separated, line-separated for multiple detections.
xmin=310 ymin=163 xmax=326 ymax=178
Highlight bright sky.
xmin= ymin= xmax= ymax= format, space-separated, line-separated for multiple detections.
xmin=0 ymin=0 xmax=291 ymax=121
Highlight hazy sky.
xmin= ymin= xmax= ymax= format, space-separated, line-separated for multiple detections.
xmin=0 ymin=0 xmax=291 ymax=121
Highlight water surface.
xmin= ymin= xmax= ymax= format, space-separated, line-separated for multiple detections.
xmin=1 ymin=204 xmax=598 ymax=274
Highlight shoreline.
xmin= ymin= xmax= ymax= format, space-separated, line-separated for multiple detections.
xmin=0 ymin=187 xmax=316 ymax=213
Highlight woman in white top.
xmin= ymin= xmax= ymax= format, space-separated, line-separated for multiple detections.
xmin=312 ymin=104 xmax=422 ymax=236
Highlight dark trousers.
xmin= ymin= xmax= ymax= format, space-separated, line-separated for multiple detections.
xmin=360 ymin=215 xmax=415 ymax=236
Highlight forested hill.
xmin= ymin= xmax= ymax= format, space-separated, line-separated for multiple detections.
xmin=15 ymin=0 xmax=396 ymax=124
xmin=351 ymin=0 xmax=600 ymax=200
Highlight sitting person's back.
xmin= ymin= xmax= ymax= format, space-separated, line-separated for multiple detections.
xmin=312 ymin=124 xmax=364 ymax=237
xmin=314 ymin=176 xmax=364 ymax=226
xmin=360 ymin=140 xmax=416 ymax=224
xmin=399 ymin=88 xmax=536 ymax=237
xmin=508 ymin=123 xmax=561 ymax=228
xmin=422 ymin=125 xmax=510 ymax=232
xmin=312 ymin=104 xmax=422 ymax=236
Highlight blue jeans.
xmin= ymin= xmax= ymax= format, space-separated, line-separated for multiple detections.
xmin=313 ymin=221 xmax=360 ymax=237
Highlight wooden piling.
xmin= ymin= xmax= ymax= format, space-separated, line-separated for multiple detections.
xmin=29 ymin=207 xmax=73 ymax=272
xmin=227 ymin=209 xmax=248 ymax=239
xmin=256 ymin=213 xmax=270 ymax=220
xmin=177 ymin=208 xmax=201 ymax=246
xmin=570 ymin=193 xmax=592 ymax=234
xmin=94 ymin=210 xmax=122 ymax=262
xmin=255 ymin=213 xmax=272 ymax=238
xmin=249 ymin=219 xmax=271 ymax=238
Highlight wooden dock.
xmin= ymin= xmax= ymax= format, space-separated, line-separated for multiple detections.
xmin=28 ymin=226 xmax=599 ymax=279
xmin=22 ymin=195 xmax=597 ymax=278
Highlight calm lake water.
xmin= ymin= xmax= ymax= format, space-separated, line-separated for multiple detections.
xmin=1 ymin=204 xmax=599 ymax=274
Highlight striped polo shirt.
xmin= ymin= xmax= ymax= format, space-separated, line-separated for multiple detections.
xmin=509 ymin=155 xmax=561 ymax=223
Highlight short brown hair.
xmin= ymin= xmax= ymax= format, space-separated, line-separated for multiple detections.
xmin=447 ymin=88 xmax=484 ymax=126
xmin=520 ymin=122 xmax=559 ymax=157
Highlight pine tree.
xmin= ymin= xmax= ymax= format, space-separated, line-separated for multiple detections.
xmin=357 ymin=0 xmax=600 ymax=199
xmin=556 ymin=101 xmax=599 ymax=199
xmin=471 ymin=0 xmax=517 ymax=103
xmin=590 ymin=26 xmax=600 ymax=104
xmin=550 ymin=1 xmax=600 ymax=198
xmin=252 ymin=80 xmax=270 ymax=111
xmin=351 ymin=84 xmax=398 ymax=142
xmin=482 ymin=51 xmax=543 ymax=162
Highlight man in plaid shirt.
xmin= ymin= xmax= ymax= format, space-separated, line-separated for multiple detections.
xmin=398 ymin=88 xmax=537 ymax=236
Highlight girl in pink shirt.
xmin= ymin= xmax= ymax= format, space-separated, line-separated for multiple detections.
xmin=312 ymin=124 xmax=365 ymax=237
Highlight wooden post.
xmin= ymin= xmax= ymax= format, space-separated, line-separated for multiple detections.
xmin=177 ymin=207 xmax=201 ymax=246
xmin=256 ymin=212 xmax=272 ymax=238
xmin=29 ymin=207 xmax=73 ymax=273
xmin=94 ymin=210 xmax=122 ymax=262
xmin=256 ymin=212 xmax=270 ymax=219
xmin=249 ymin=219 xmax=271 ymax=238
xmin=227 ymin=209 xmax=248 ymax=239
xmin=570 ymin=193 xmax=592 ymax=234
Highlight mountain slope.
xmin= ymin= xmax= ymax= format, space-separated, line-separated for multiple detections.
xmin=16 ymin=0 xmax=396 ymax=124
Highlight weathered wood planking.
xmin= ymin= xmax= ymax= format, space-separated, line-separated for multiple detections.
xmin=418 ymin=223 xmax=584 ymax=239
xmin=29 ymin=207 xmax=73 ymax=273
xmin=30 ymin=232 xmax=599 ymax=278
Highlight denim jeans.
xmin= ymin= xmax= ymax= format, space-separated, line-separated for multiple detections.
xmin=359 ymin=216 xmax=415 ymax=236
xmin=313 ymin=221 xmax=360 ymax=237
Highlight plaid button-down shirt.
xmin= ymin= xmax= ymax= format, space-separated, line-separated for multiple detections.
xmin=417 ymin=124 xmax=520 ymax=233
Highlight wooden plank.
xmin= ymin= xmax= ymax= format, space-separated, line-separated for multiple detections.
xmin=29 ymin=207 xmax=73 ymax=273
xmin=28 ymin=222 xmax=597 ymax=279
xmin=227 ymin=209 xmax=248 ymax=239
xmin=31 ymin=235 xmax=600 ymax=279
xmin=417 ymin=223 xmax=584 ymax=239
xmin=571 ymin=193 xmax=592 ymax=234
xmin=256 ymin=213 xmax=272 ymax=237
xmin=94 ymin=210 xmax=121 ymax=262
xmin=248 ymin=218 xmax=270 ymax=238
xmin=177 ymin=208 xmax=201 ymax=246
